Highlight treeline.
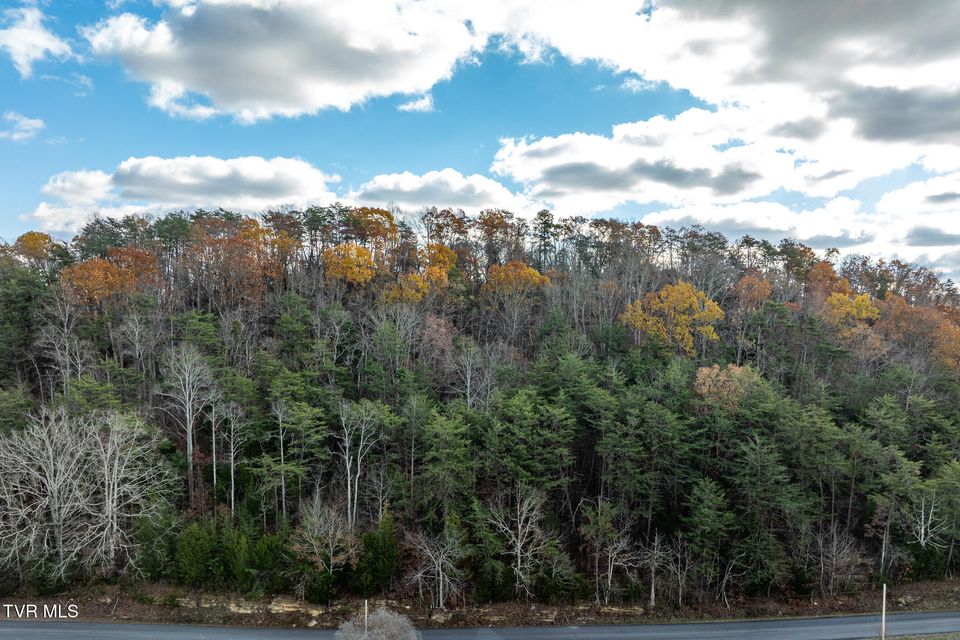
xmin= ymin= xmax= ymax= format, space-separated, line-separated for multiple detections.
xmin=1 ymin=205 xmax=959 ymax=608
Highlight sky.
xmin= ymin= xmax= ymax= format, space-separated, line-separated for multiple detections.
xmin=3 ymin=1 xmax=960 ymax=276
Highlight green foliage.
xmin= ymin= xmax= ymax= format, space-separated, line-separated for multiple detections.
xmin=221 ymin=526 xmax=254 ymax=592
xmin=0 ymin=385 xmax=34 ymax=433
xmin=353 ymin=514 xmax=400 ymax=596
xmin=251 ymin=533 xmax=290 ymax=594
xmin=6 ymin=210 xmax=960 ymax=608
xmin=0 ymin=258 xmax=45 ymax=383
xmin=176 ymin=521 xmax=220 ymax=588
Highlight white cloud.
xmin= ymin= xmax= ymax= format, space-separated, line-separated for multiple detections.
xmin=28 ymin=156 xmax=340 ymax=232
xmin=620 ymin=77 xmax=657 ymax=93
xmin=350 ymin=168 xmax=536 ymax=214
xmin=82 ymin=0 xmax=483 ymax=122
xmin=0 ymin=6 xmax=73 ymax=78
xmin=643 ymin=197 xmax=876 ymax=250
xmin=0 ymin=111 xmax=44 ymax=141
xmin=397 ymin=94 xmax=434 ymax=113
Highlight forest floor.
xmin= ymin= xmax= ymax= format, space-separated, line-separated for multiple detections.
xmin=4 ymin=579 xmax=960 ymax=629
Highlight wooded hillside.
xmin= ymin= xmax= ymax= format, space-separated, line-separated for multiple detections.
xmin=1 ymin=205 xmax=959 ymax=609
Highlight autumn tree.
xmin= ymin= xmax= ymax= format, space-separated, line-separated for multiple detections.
xmin=483 ymin=260 xmax=549 ymax=345
xmin=324 ymin=243 xmax=376 ymax=286
xmin=621 ymin=281 xmax=724 ymax=356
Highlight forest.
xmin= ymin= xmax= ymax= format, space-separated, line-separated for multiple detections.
xmin=1 ymin=204 xmax=959 ymax=611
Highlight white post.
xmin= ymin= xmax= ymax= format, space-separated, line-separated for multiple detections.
xmin=364 ymin=599 xmax=369 ymax=636
xmin=881 ymin=583 xmax=887 ymax=640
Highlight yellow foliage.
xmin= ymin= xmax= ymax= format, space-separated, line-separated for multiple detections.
xmin=422 ymin=243 xmax=456 ymax=287
xmin=484 ymin=260 xmax=549 ymax=294
xmin=620 ymin=281 xmax=724 ymax=355
xmin=323 ymin=243 xmax=375 ymax=285
xmin=14 ymin=231 xmax=53 ymax=262
xmin=384 ymin=273 xmax=430 ymax=304
xmin=825 ymin=292 xmax=880 ymax=328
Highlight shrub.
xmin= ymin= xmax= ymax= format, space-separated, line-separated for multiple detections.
xmin=354 ymin=514 xmax=400 ymax=596
xmin=221 ymin=526 xmax=253 ymax=592
xmin=176 ymin=520 xmax=218 ymax=587
xmin=334 ymin=606 xmax=419 ymax=640
xmin=251 ymin=532 xmax=289 ymax=594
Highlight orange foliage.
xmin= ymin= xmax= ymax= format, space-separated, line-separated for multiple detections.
xmin=62 ymin=257 xmax=134 ymax=304
xmin=346 ymin=207 xmax=398 ymax=245
xmin=733 ymin=272 xmax=773 ymax=311
xmin=107 ymin=246 xmax=161 ymax=288
xmin=484 ymin=260 xmax=549 ymax=293
xmin=806 ymin=261 xmax=851 ymax=312
xmin=620 ymin=281 xmax=724 ymax=355
xmin=183 ymin=218 xmax=285 ymax=305
xmin=878 ymin=294 xmax=960 ymax=371
xmin=323 ymin=243 xmax=375 ymax=285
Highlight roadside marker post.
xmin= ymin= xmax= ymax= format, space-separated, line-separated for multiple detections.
xmin=881 ymin=583 xmax=887 ymax=640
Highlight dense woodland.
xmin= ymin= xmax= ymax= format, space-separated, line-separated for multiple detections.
xmin=2 ymin=205 xmax=960 ymax=609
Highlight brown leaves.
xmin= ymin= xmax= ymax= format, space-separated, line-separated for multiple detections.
xmin=61 ymin=258 xmax=134 ymax=305
xmin=733 ymin=272 xmax=773 ymax=311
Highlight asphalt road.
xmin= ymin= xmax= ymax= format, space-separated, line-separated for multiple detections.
xmin=2 ymin=611 xmax=960 ymax=640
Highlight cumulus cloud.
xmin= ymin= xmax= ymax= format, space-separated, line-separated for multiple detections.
xmin=0 ymin=111 xmax=44 ymax=141
xmin=350 ymin=168 xmax=536 ymax=213
xmin=0 ymin=6 xmax=73 ymax=78
xmin=28 ymin=156 xmax=340 ymax=232
xmin=82 ymin=0 xmax=482 ymax=122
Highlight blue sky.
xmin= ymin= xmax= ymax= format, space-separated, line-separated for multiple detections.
xmin=3 ymin=1 xmax=960 ymax=275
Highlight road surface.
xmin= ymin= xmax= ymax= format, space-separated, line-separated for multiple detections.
xmin=2 ymin=611 xmax=960 ymax=639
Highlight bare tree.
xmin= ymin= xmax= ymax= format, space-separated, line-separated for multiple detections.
xmin=85 ymin=412 xmax=174 ymax=576
xmin=906 ymin=488 xmax=948 ymax=550
xmin=34 ymin=290 xmax=89 ymax=397
xmin=487 ymin=484 xmax=549 ymax=599
xmin=406 ymin=529 xmax=464 ymax=610
xmin=0 ymin=408 xmax=172 ymax=582
xmin=218 ymin=401 xmax=248 ymax=517
xmin=365 ymin=458 xmax=394 ymax=524
xmin=666 ymin=534 xmax=695 ymax=607
xmin=639 ymin=531 xmax=668 ymax=609
xmin=810 ymin=523 xmax=863 ymax=596
xmin=451 ymin=338 xmax=497 ymax=409
xmin=271 ymin=398 xmax=291 ymax=524
xmin=0 ymin=407 xmax=91 ymax=581
xmin=334 ymin=400 xmax=383 ymax=529
xmin=293 ymin=497 xmax=358 ymax=593
xmin=160 ymin=343 xmax=216 ymax=508
xmin=116 ymin=312 xmax=162 ymax=399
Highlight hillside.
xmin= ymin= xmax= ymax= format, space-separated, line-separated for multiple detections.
xmin=1 ymin=206 xmax=959 ymax=613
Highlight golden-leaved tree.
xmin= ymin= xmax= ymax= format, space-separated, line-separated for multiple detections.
xmin=621 ymin=280 xmax=724 ymax=355
xmin=323 ymin=242 xmax=376 ymax=285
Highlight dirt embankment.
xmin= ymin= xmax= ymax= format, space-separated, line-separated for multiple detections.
xmin=3 ymin=580 xmax=960 ymax=629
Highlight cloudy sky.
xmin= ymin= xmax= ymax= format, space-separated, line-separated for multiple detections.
xmin=3 ymin=1 xmax=960 ymax=274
